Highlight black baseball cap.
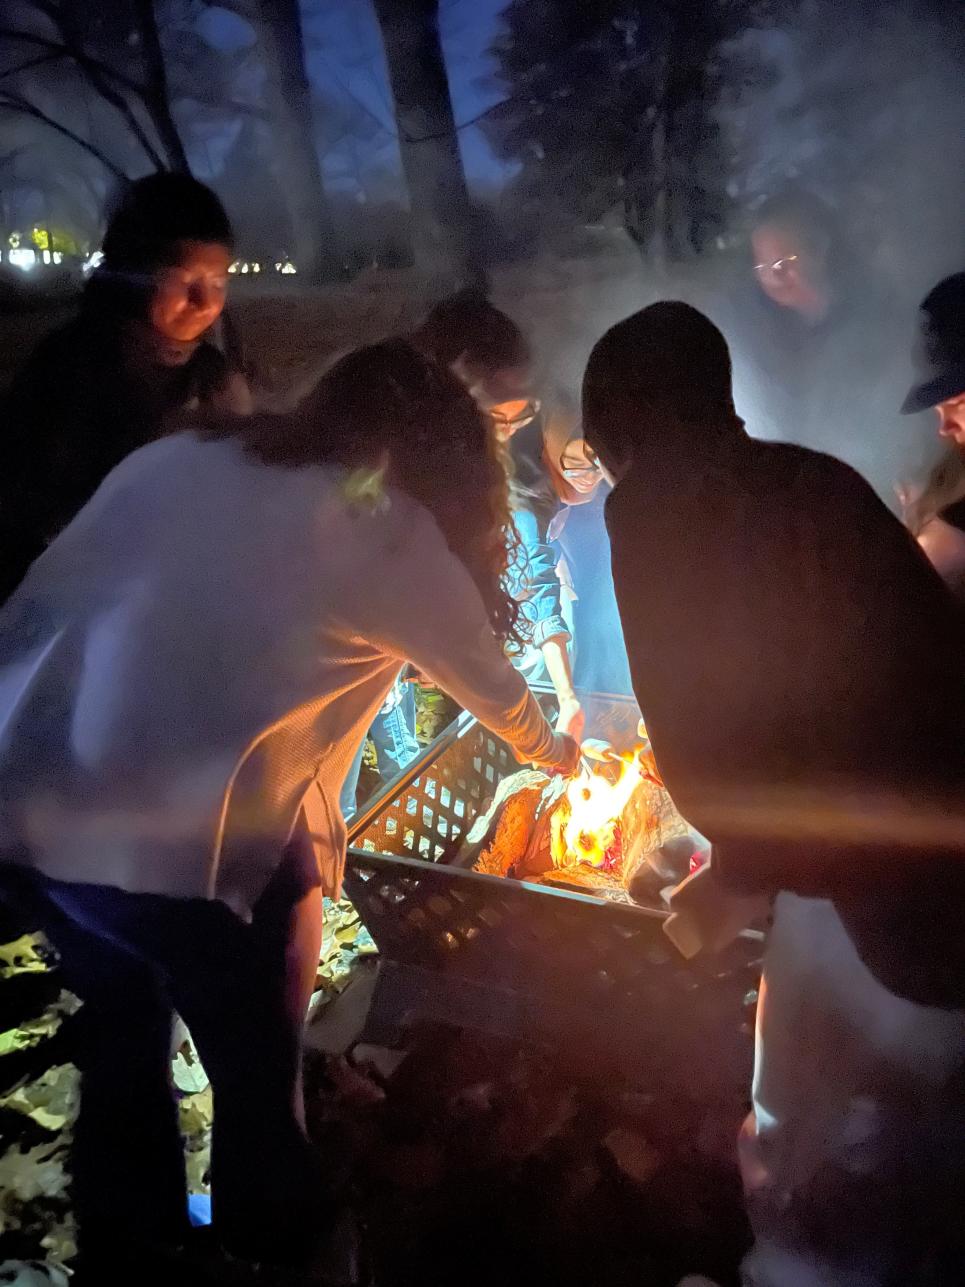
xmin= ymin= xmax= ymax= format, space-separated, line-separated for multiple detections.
xmin=902 ymin=272 xmax=965 ymax=414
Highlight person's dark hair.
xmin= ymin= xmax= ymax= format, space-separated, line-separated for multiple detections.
xmin=87 ymin=172 xmax=233 ymax=320
xmin=583 ymin=302 xmax=736 ymax=454
xmin=752 ymin=188 xmax=836 ymax=260
xmin=413 ymin=289 xmax=531 ymax=375
xmin=208 ymin=339 xmax=523 ymax=647
xmin=103 ymin=172 xmax=233 ymax=272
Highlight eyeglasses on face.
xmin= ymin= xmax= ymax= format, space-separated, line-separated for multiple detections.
xmin=559 ymin=442 xmax=603 ymax=479
xmin=490 ymin=398 xmax=541 ymax=432
xmin=754 ymin=254 xmax=799 ymax=279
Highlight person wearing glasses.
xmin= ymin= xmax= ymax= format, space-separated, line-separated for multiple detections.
xmin=500 ymin=389 xmax=606 ymax=743
xmin=729 ymin=187 xmax=906 ymax=497
xmin=411 ymin=291 xmax=601 ymax=742
xmin=750 ymin=189 xmax=834 ymax=326
xmin=340 ymin=294 xmax=596 ymax=815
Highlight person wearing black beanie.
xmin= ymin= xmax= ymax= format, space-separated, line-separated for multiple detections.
xmin=0 ymin=172 xmax=250 ymax=602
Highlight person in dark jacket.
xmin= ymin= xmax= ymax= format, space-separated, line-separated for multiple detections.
xmin=583 ymin=301 xmax=965 ymax=1285
xmin=0 ymin=172 xmax=249 ymax=602
xmin=900 ymin=271 xmax=965 ymax=598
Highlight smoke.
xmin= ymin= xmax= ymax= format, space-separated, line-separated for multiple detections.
xmin=496 ymin=1 xmax=965 ymax=697
xmin=714 ymin=0 xmax=965 ymax=491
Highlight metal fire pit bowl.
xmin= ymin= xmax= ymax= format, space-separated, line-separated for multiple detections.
xmin=344 ymin=690 xmax=760 ymax=1095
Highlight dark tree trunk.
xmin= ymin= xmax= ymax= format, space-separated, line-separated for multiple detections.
xmin=660 ymin=1 xmax=721 ymax=260
xmin=133 ymin=0 xmax=190 ymax=173
xmin=624 ymin=0 xmax=722 ymax=271
xmin=373 ymin=0 xmax=485 ymax=292
xmin=255 ymin=0 xmax=339 ymax=282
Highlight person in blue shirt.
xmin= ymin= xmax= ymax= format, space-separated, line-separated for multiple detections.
xmin=341 ymin=293 xmax=601 ymax=819
xmin=500 ymin=389 xmax=605 ymax=742
xmin=414 ymin=291 xmax=603 ymax=742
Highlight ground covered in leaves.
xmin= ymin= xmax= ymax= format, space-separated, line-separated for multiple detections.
xmin=304 ymin=1023 xmax=750 ymax=1287
xmin=0 ymin=899 xmax=376 ymax=1280
xmin=0 ymin=680 xmax=749 ymax=1285
xmin=2 ymin=899 xmax=751 ymax=1286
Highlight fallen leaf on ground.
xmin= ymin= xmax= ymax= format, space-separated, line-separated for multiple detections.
xmin=0 ymin=936 xmax=51 ymax=979
xmin=0 ymin=1064 xmax=79 ymax=1133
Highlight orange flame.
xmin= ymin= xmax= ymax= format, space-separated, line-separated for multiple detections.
xmin=558 ymin=750 xmax=646 ymax=869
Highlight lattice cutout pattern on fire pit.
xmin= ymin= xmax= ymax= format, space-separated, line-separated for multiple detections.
xmin=351 ymin=720 xmax=515 ymax=865
xmin=343 ymin=850 xmax=758 ymax=1089
xmin=345 ymin=695 xmax=759 ymax=1090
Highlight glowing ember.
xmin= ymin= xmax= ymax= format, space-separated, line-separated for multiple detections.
xmin=557 ymin=748 xmax=648 ymax=870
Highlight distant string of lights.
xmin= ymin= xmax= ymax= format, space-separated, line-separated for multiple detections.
xmin=1 ymin=232 xmax=299 ymax=278
xmin=228 ymin=259 xmax=298 ymax=275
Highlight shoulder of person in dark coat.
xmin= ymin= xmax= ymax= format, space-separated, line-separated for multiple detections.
xmin=185 ymin=340 xmax=231 ymax=401
xmin=0 ymin=323 xmax=235 ymax=602
xmin=0 ymin=313 xmax=111 ymax=487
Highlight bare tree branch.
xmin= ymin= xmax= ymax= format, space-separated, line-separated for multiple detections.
xmin=0 ymin=27 xmax=146 ymax=97
xmin=0 ymin=91 xmax=128 ymax=180
xmin=0 ymin=48 xmax=66 ymax=80
xmin=48 ymin=7 xmax=167 ymax=170
xmin=401 ymin=98 xmax=517 ymax=145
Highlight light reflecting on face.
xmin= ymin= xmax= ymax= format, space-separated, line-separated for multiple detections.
xmin=489 ymin=397 xmax=539 ymax=440
xmin=150 ymin=239 xmax=231 ymax=344
xmin=936 ymin=394 xmax=965 ymax=448
xmin=751 ymin=223 xmax=828 ymax=320
xmin=559 ymin=437 xmax=605 ymax=493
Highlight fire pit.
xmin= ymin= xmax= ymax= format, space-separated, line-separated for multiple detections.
xmin=344 ymin=691 xmax=760 ymax=1099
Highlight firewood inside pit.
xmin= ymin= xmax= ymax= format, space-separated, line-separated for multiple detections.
xmin=461 ymin=761 xmax=690 ymax=901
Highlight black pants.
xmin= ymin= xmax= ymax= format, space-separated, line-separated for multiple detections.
xmin=0 ymin=835 xmax=326 ymax=1266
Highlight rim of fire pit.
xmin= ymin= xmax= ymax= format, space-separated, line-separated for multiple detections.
xmin=346 ymin=684 xmax=642 ymax=856
xmin=341 ymin=688 xmax=761 ymax=1085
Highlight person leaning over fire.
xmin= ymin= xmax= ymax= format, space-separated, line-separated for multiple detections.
xmin=339 ymin=293 xmax=597 ymax=819
xmin=581 ymin=302 xmax=965 ymax=1287
xmin=898 ymin=271 xmax=965 ymax=599
xmin=0 ymin=340 xmax=579 ymax=1284
xmin=412 ymin=289 xmax=598 ymax=742
xmin=0 ymin=172 xmax=251 ymax=605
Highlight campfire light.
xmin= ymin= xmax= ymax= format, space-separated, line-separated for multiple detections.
xmin=556 ymin=750 xmax=647 ymax=871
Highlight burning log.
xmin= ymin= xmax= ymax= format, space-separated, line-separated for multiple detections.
xmin=467 ymin=769 xmax=566 ymax=880
xmin=463 ymin=747 xmax=693 ymax=903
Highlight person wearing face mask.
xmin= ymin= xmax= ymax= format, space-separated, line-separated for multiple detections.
xmin=0 ymin=172 xmax=250 ymax=604
xmin=899 ymin=272 xmax=965 ymax=598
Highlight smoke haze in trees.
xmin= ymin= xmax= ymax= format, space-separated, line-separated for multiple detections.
xmin=2 ymin=0 xmax=964 ymax=696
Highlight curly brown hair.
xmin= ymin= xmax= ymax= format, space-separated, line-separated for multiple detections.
xmin=203 ymin=339 xmax=525 ymax=650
